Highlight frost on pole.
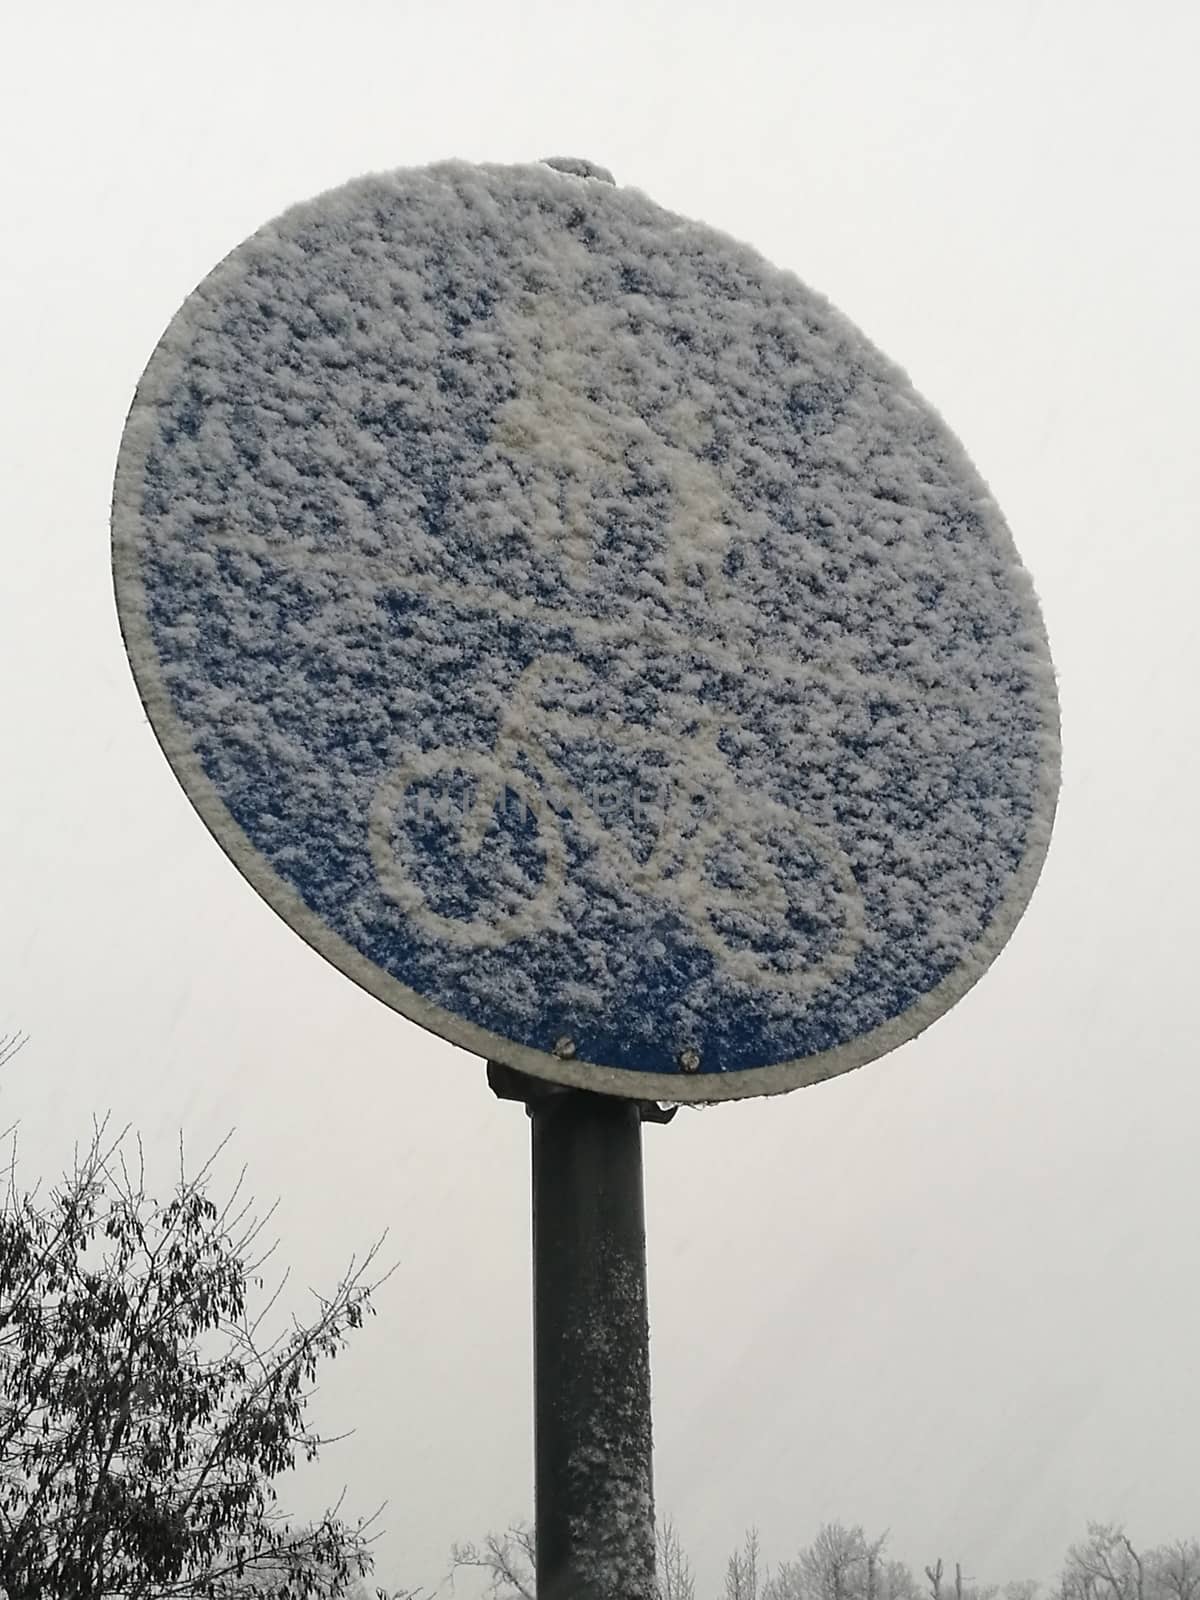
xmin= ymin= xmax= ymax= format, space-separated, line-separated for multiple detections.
xmin=111 ymin=158 xmax=1060 ymax=1102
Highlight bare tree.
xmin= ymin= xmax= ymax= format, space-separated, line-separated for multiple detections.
xmin=954 ymin=1565 xmax=998 ymax=1600
xmin=726 ymin=1529 xmax=763 ymax=1600
xmin=1004 ymin=1583 xmax=1040 ymax=1600
xmin=803 ymin=1524 xmax=871 ymax=1600
xmin=864 ymin=1536 xmax=890 ymax=1600
xmin=1065 ymin=1526 xmax=1147 ymax=1600
xmin=0 ymin=1029 xmax=28 ymax=1070
xmin=885 ymin=1564 xmax=923 ymax=1600
xmin=764 ymin=1524 xmax=901 ymax=1600
xmin=658 ymin=1516 xmax=696 ymax=1600
xmin=449 ymin=1522 xmax=536 ymax=1600
xmin=1152 ymin=1542 xmax=1200 ymax=1600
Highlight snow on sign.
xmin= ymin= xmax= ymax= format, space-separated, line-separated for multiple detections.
xmin=112 ymin=158 xmax=1059 ymax=1102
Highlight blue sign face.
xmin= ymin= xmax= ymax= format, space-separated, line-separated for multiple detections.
xmin=112 ymin=159 xmax=1059 ymax=1101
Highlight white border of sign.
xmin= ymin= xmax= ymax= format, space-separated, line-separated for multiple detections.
xmin=111 ymin=170 xmax=1060 ymax=1104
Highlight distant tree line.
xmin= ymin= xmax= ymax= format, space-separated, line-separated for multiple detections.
xmin=451 ymin=1517 xmax=1200 ymax=1600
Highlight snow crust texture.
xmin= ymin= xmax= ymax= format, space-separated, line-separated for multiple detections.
xmin=112 ymin=158 xmax=1060 ymax=1089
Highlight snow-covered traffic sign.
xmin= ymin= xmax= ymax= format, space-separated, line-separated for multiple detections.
xmin=112 ymin=158 xmax=1059 ymax=1101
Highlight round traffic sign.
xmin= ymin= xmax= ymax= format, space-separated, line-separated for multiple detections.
xmin=112 ymin=159 xmax=1059 ymax=1101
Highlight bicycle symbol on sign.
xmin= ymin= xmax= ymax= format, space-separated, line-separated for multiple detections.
xmin=369 ymin=654 xmax=866 ymax=997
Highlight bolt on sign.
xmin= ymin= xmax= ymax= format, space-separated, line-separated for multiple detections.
xmin=112 ymin=158 xmax=1059 ymax=1102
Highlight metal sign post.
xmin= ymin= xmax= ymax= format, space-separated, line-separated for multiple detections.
xmin=533 ymin=1092 xmax=651 ymax=1600
xmin=490 ymin=1063 xmax=673 ymax=1600
xmin=112 ymin=156 xmax=1060 ymax=1600
xmin=532 ymin=1092 xmax=652 ymax=1600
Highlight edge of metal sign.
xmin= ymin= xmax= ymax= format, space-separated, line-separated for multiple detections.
xmin=110 ymin=182 xmax=1061 ymax=1106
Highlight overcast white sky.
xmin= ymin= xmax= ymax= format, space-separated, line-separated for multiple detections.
xmin=3 ymin=3 xmax=1199 ymax=1597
